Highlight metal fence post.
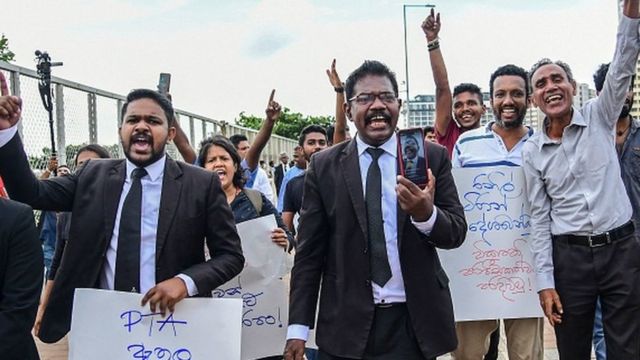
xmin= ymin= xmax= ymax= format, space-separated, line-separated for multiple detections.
xmin=55 ymin=84 xmax=66 ymax=165
xmin=189 ymin=116 xmax=195 ymax=145
xmin=87 ymin=93 xmax=98 ymax=144
xmin=116 ymin=99 xmax=124 ymax=158
xmin=10 ymin=71 xmax=23 ymax=139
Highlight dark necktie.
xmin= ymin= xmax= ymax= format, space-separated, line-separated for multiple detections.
xmin=365 ymin=148 xmax=392 ymax=287
xmin=114 ymin=167 xmax=147 ymax=292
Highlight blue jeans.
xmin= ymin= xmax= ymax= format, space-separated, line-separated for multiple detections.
xmin=305 ymin=348 xmax=318 ymax=360
xmin=592 ymin=298 xmax=606 ymax=360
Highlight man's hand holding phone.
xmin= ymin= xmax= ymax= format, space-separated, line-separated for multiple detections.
xmin=396 ymin=170 xmax=435 ymax=222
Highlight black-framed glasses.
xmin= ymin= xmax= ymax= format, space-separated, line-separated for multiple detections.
xmin=348 ymin=92 xmax=398 ymax=105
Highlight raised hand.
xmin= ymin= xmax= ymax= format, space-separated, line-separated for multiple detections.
xmin=0 ymin=71 xmax=22 ymax=130
xmin=421 ymin=8 xmax=441 ymax=42
xmin=326 ymin=59 xmax=343 ymax=89
xmin=265 ymin=89 xmax=282 ymax=123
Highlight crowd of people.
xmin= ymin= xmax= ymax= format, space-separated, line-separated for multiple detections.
xmin=1 ymin=1 xmax=640 ymax=360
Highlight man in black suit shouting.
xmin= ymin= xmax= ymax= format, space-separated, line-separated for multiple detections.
xmin=0 ymin=73 xmax=244 ymax=344
xmin=0 ymin=198 xmax=43 ymax=360
xmin=284 ymin=60 xmax=466 ymax=359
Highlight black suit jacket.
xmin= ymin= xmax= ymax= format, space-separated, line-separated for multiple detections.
xmin=0 ymin=198 xmax=43 ymax=360
xmin=0 ymin=134 xmax=244 ymax=343
xmin=274 ymin=163 xmax=286 ymax=195
xmin=289 ymin=138 xmax=466 ymax=358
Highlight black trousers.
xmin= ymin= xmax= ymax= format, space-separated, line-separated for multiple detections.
xmin=318 ymin=303 xmax=433 ymax=360
xmin=553 ymin=232 xmax=640 ymax=359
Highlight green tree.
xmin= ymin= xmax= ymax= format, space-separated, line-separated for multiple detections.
xmin=235 ymin=107 xmax=333 ymax=140
xmin=0 ymin=34 xmax=15 ymax=62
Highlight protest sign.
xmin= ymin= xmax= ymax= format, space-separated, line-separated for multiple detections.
xmin=439 ymin=167 xmax=543 ymax=321
xmin=213 ymin=214 xmax=294 ymax=360
xmin=69 ymin=288 xmax=242 ymax=359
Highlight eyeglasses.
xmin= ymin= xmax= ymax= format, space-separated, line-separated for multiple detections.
xmin=348 ymin=92 xmax=398 ymax=105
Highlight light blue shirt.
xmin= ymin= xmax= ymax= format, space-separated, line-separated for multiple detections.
xmin=522 ymin=15 xmax=640 ymax=291
xmin=277 ymin=165 xmax=305 ymax=212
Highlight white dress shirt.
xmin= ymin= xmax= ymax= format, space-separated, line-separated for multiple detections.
xmin=287 ymin=134 xmax=438 ymax=341
xmin=100 ymin=155 xmax=198 ymax=295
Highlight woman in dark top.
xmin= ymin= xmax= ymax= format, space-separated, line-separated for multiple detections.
xmin=198 ymin=135 xmax=291 ymax=250
xmin=199 ymin=136 xmax=291 ymax=360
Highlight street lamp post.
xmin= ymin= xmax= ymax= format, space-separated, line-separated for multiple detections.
xmin=403 ymin=4 xmax=434 ymax=127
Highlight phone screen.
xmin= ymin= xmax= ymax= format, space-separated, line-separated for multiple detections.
xmin=158 ymin=73 xmax=171 ymax=95
xmin=397 ymin=128 xmax=428 ymax=188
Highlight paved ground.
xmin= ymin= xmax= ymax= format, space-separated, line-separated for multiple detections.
xmin=36 ymin=322 xmax=579 ymax=360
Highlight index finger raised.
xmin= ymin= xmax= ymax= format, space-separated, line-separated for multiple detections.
xmin=0 ymin=72 xmax=9 ymax=97
xmin=268 ymin=89 xmax=276 ymax=105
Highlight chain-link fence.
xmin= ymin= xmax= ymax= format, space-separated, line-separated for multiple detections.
xmin=0 ymin=61 xmax=297 ymax=174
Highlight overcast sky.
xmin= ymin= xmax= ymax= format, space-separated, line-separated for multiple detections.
xmin=3 ymin=0 xmax=620 ymax=125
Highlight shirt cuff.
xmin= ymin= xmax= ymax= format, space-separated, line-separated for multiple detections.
xmin=286 ymin=324 xmax=310 ymax=341
xmin=411 ymin=206 xmax=438 ymax=235
xmin=0 ymin=123 xmax=18 ymax=148
xmin=176 ymin=274 xmax=199 ymax=297
xmin=535 ymin=271 xmax=555 ymax=293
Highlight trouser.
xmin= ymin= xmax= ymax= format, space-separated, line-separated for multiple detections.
xmin=452 ymin=318 xmax=543 ymax=360
xmin=552 ymin=232 xmax=640 ymax=359
xmin=318 ymin=303 xmax=432 ymax=360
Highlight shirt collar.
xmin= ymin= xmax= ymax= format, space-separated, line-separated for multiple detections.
xmin=125 ymin=155 xmax=166 ymax=182
xmin=538 ymin=107 xmax=584 ymax=150
xmin=356 ymin=133 xmax=397 ymax=158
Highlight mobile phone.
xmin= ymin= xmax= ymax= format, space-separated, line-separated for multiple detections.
xmin=157 ymin=73 xmax=171 ymax=95
xmin=397 ymin=128 xmax=428 ymax=188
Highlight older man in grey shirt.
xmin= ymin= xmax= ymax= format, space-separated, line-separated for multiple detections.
xmin=522 ymin=1 xmax=640 ymax=358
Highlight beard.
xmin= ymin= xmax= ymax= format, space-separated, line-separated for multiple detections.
xmin=121 ymin=137 xmax=166 ymax=168
xmin=493 ymin=108 xmax=526 ymax=129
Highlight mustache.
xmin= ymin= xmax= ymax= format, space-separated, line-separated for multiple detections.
xmin=365 ymin=112 xmax=391 ymax=123
xmin=131 ymin=132 xmax=152 ymax=143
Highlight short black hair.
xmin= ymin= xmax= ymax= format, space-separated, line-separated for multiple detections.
xmin=198 ymin=135 xmax=245 ymax=189
xmin=529 ymin=58 xmax=575 ymax=85
xmin=58 ymin=164 xmax=70 ymax=170
xmin=120 ymin=89 xmax=175 ymax=127
xmin=75 ymin=143 xmax=111 ymax=166
xmin=453 ymin=83 xmax=483 ymax=102
xmin=423 ymin=125 xmax=435 ymax=133
xmin=345 ymin=60 xmax=399 ymax=100
xmin=298 ymin=124 xmax=327 ymax=146
xmin=229 ymin=134 xmax=249 ymax=149
xmin=489 ymin=64 xmax=530 ymax=98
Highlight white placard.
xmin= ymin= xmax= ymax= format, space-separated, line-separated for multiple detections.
xmin=69 ymin=288 xmax=242 ymax=360
xmin=214 ymin=214 xmax=293 ymax=360
xmin=439 ymin=167 xmax=543 ymax=321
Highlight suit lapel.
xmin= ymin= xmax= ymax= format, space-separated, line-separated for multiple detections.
xmin=156 ymin=158 xmax=183 ymax=258
xmin=340 ymin=139 xmax=368 ymax=241
xmin=104 ymin=161 xmax=126 ymax=245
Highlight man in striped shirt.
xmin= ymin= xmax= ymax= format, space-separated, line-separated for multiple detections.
xmin=452 ymin=64 xmax=543 ymax=360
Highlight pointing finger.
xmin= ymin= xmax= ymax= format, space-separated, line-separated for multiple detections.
xmin=0 ymin=72 xmax=9 ymax=97
xmin=268 ymin=89 xmax=276 ymax=105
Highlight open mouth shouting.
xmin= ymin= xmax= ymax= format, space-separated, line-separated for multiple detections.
xmin=365 ymin=113 xmax=391 ymax=130
xmin=131 ymin=133 xmax=153 ymax=154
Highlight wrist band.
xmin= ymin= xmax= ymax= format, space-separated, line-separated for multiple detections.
xmin=334 ymin=87 xmax=344 ymax=93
